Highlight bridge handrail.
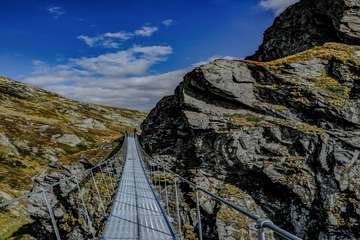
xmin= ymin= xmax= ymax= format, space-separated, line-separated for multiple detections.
xmin=0 ymin=134 xmax=127 ymax=209
xmin=134 ymin=133 xmax=179 ymax=240
xmin=135 ymin=135 xmax=302 ymax=240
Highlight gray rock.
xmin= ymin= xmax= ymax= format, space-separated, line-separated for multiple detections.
xmin=74 ymin=118 xmax=106 ymax=130
xmin=0 ymin=132 xmax=19 ymax=156
xmin=52 ymin=134 xmax=82 ymax=147
xmin=248 ymin=0 xmax=360 ymax=61
xmin=141 ymin=44 xmax=360 ymax=239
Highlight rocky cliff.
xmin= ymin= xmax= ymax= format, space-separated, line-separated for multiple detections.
xmin=140 ymin=1 xmax=360 ymax=239
xmin=0 ymin=76 xmax=145 ymax=238
xmin=248 ymin=0 xmax=360 ymax=61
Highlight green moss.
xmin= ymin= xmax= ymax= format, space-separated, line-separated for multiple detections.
xmin=229 ymin=113 xmax=272 ymax=128
xmin=253 ymin=101 xmax=289 ymax=114
xmin=273 ymin=118 xmax=324 ymax=133
xmin=0 ymin=207 xmax=32 ymax=240
xmin=217 ymin=206 xmax=252 ymax=229
xmin=328 ymin=194 xmax=360 ymax=227
xmin=245 ymin=43 xmax=360 ymax=67
xmin=216 ymin=184 xmax=264 ymax=240
xmin=0 ymin=156 xmax=27 ymax=168
xmin=229 ymin=111 xmax=324 ymax=134
xmin=183 ymin=224 xmax=198 ymax=240
xmin=308 ymin=75 xmax=351 ymax=108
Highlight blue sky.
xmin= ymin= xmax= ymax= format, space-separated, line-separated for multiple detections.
xmin=0 ymin=0 xmax=298 ymax=110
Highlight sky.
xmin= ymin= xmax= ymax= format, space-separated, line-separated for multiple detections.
xmin=0 ymin=0 xmax=299 ymax=111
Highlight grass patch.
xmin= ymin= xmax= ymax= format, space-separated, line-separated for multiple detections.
xmin=245 ymin=43 xmax=360 ymax=67
xmin=229 ymin=113 xmax=271 ymax=128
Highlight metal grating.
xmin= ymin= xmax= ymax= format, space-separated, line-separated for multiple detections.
xmin=101 ymin=135 xmax=176 ymax=240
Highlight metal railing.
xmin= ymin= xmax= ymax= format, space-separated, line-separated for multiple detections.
xmin=135 ymin=135 xmax=302 ymax=240
xmin=0 ymin=136 xmax=128 ymax=240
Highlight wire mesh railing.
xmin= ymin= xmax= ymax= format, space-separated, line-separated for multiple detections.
xmin=0 ymin=136 xmax=128 ymax=240
xmin=135 ymin=135 xmax=302 ymax=240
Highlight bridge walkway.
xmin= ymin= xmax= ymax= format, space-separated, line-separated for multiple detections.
xmin=101 ymin=134 xmax=177 ymax=240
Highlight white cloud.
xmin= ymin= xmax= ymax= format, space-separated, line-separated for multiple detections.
xmin=22 ymin=45 xmax=178 ymax=110
xmin=77 ymin=34 xmax=122 ymax=49
xmin=47 ymin=69 xmax=187 ymax=110
xmin=47 ymin=6 xmax=66 ymax=19
xmin=162 ymin=19 xmax=174 ymax=27
xmin=134 ymin=26 xmax=158 ymax=37
xmin=78 ymin=25 xmax=158 ymax=48
xmin=72 ymin=45 xmax=172 ymax=77
xmin=259 ymin=0 xmax=299 ymax=15
xmin=77 ymin=35 xmax=101 ymax=47
xmin=104 ymin=31 xmax=133 ymax=40
xmin=23 ymin=46 xmax=238 ymax=110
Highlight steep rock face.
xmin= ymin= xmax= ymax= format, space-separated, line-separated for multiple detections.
xmin=249 ymin=0 xmax=360 ymax=61
xmin=141 ymin=43 xmax=360 ymax=239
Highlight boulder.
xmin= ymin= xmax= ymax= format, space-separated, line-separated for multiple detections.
xmin=51 ymin=134 xmax=82 ymax=147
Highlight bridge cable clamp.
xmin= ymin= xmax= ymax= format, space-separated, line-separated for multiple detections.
xmin=256 ymin=218 xmax=273 ymax=229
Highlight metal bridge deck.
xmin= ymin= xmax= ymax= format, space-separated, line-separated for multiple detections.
xmin=101 ymin=135 xmax=176 ymax=240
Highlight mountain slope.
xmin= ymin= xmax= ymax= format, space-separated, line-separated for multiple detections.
xmin=0 ymin=76 xmax=145 ymax=199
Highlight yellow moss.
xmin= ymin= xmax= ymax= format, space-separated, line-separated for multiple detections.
xmin=217 ymin=207 xmax=252 ymax=229
xmin=328 ymin=194 xmax=360 ymax=227
xmin=253 ymin=101 xmax=288 ymax=112
xmin=151 ymin=172 xmax=175 ymax=183
xmin=245 ymin=43 xmax=360 ymax=67
xmin=0 ymin=105 xmax=60 ymax=125
xmin=266 ymin=155 xmax=306 ymax=170
xmin=179 ymin=201 xmax=186 ymax=208
xmin=220 ymin=184 xmax=247 ymax=200
xmin=308 ymin=76 xmax=351 ymax=108
xmin=294 ymin=122 xmax=324 ymax=133
xmin=0 ymin=206 xmax=32 ymax=240
xmin=183 ymin=224 xmax=198 ymax=240
xmin=273 ymin=119 xmax=324 ymax=133
xmin=229 ymin=111 xmax=324 ymax=134
xmin=229 ymin=113 xmax=273 ymax=128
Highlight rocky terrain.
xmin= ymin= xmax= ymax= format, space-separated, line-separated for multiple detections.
xmin=140 ymin=0 xmax=360 ymax=239
xmin=0 ymin=76 xmax=145 ymax=239
xmin=248 ymin=0 xmax=360 ymax=61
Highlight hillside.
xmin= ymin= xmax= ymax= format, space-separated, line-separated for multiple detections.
xmin=0 ymin=76 xmax=145 ymax=199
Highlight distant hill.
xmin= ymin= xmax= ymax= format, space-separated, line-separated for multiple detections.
xmin=0 ymin=76 xmax=145 ymax=199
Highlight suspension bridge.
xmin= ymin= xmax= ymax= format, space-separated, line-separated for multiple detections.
xmin=0 ymin=133 xmax=302 ymax=240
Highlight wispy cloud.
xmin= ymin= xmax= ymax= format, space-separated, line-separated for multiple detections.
xmin=259 ymin=0 xmax=299 ymax=15
xmin=134 ymin=26 xmax=158 ymax=37
xmin=47 ymin=6 xmax=66 ymax=19
xmin=22 ymin=45 xmax=177 ymax=110
xmin=104 ymin=32 xmax=133 ymax=40
xmin=46 ymin=69 xmax=187 ymax=110
xmin=78 ymin=25 xmax=159 ymax=49
xmin=162 ymin=19 xmax=175 ymax=27
xmin=77 ymin=35 xmax=101 ymax=47
xmin=22 ymin=51 xmax=239 ymax=110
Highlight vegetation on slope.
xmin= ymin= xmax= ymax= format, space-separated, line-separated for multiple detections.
xmin=0 ymin=76 xmax=145 ymax=238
